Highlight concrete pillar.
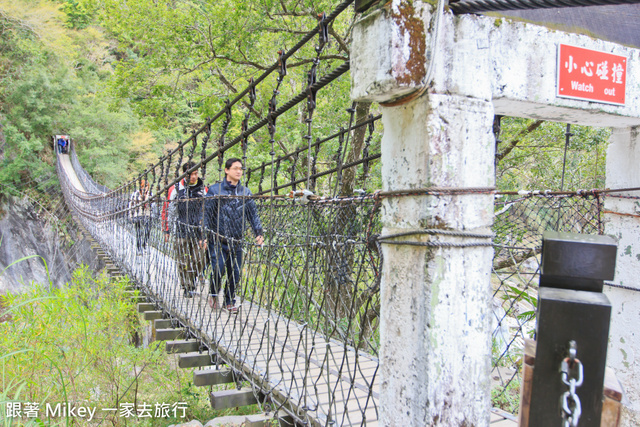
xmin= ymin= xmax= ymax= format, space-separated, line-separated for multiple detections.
xmin=351 ymin=2 xmax=495 ymax=424
xmin=604 ymin=126 xmax=640 ymax=427
xmin=377 ymin=95 xmax=495 ymax=426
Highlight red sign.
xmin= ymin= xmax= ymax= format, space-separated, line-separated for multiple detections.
xmin=557 ymin=44 xmax=627 ymax=106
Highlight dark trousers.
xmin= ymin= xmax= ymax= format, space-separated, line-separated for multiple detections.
xmin=208 ymin=241 xmax=242 ymax=306
xmin=176 ymin=237 xmax=205 ymax=292
xmin=133 ymin=216 xmax=150 ymax=251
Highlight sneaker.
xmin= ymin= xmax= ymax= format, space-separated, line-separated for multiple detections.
xmin=225 ymin=305 xmax=238 ymax=314
xmin=208 ymin=295 xmax=219 ymax=309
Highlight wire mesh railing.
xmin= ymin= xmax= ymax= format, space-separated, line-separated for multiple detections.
xmin=58 ymin=146 xmax=383 ymax=425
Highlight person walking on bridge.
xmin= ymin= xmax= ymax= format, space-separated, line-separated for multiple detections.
xmin=166 ymin=162 xmax=208 ymax=297
xmin=57 ymin=136 xmax=68 ymax=154
xmin=129 ymin=179 xmax=154 ymax=254
xmin=204 ymin=158 xmax=263 ymax=313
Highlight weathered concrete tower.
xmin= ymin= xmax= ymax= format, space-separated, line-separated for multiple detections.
xmin=350 ymin=1 xmax=640 ymax=425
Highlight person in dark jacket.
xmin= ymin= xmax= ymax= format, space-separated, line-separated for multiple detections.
xmin=204 ymin=158 xmax=263 ymax=313
xmin=174 ymin=161 xmax=208 ymax=297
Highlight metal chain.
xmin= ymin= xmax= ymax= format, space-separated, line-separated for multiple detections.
xmin=218 ymin=100 xmax=232 ymax=172
xmin=175 ymin=144 xmax=184 ymax=180
xmin=201 ymin=121 xmax=211 ymax=181
xmin=561 ymin=341 xmax=584 ymax=427
xmin=187 ymin=131 xmax=198 ymax=165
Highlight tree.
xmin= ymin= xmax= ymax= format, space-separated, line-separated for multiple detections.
xmin=0 ymin=0 xmax=146 ymax=193
xmin=495 ymin=117 xmax=609 ymax=191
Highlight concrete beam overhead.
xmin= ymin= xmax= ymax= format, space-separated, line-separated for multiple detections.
xmin=351 ymin=0 xmax=640 ymax=127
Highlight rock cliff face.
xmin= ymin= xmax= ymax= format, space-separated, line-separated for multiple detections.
xmin=0 ymin=196 xmax=101 ymax=293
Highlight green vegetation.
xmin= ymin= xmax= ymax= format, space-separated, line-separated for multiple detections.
xmin=496 ymin=117 xmax=610 ymax=191
xmin=0 ymin=265 xmax=257 ymax=426
xmin=0 ymin=0 xmax=382 ymax=199
xmin=0 ymin=0 xmax=140 ymax=190
xmin=491 ymin=378 xmax=522 ymax=414
xmin=0 ymin=0 xmax=606 ymax=200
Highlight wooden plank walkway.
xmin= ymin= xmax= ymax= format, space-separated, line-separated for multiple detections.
xmin=150 ymin=286 xmax=380 ymax=426
xmin=59 ymin=153 xmax=518 ymax=427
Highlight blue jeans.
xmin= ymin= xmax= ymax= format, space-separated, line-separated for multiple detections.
xmin=208 ymin=241 xmax=242 ymax=306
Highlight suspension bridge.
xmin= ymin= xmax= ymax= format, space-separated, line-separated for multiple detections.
xmin=58 ymin=145 xmax=382 ymax=425
xmin=49 ymin=0 xmax=640 ymax=425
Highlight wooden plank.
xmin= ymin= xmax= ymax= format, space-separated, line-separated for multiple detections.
xmin=273 ymin=411 xmax=296 ymax=427
xmin=601 ymin=368 xmax=623 ymax=427
xmin=178 ymin=352 xmax=216 ymax=369
xmin=261 ymin=350 xmax=377 ymax=400
xmin=243 ymin=411 xmax=295 ymax=427
xmin=332 ymin=406 xmax=380 ymax=427
xmin=524 ymin=337 xmax=536 ymax=365
xmin=305 ymin=381 xmax=376 ymax=406
xmin=244 ymin=413 xmax=274 ymax=427
xmin=137 ymin=303 xmax=155 ymax=313
xmin=154 ymin=319 xmax=172 ymax=329
xmin=518 ymin=339 xmax=535 ymax=427
xmin=194 ymin=369 xmax=235 ymax=387
xmin=143 ymin=310 xmax=163 ymax=321
xmin=601 ymin=395 xmax=622 ymax=427
xmin=209 ymin=388 xmax=258 ymax=410
xmin=156 ymin=328 xmax=184 ymax=341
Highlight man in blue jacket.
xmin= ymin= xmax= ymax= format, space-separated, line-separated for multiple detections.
xmin=204 ymin=158 xmax=263 ymax=313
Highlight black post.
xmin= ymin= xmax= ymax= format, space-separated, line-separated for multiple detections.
xmin=528 ymin=231 xmax=617 ymax=427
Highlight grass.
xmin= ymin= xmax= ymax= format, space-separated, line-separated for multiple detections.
xmin=0 ymin=264 xmax=261 ymax=426
xmin=491 ymin=377 xmax=522 ymax=415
